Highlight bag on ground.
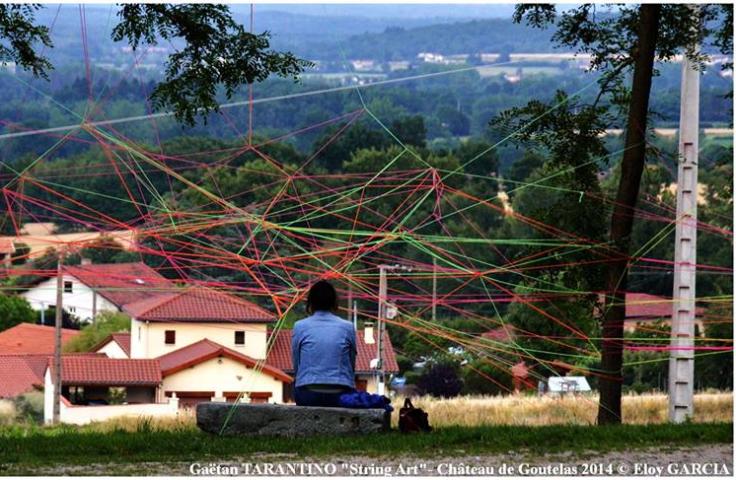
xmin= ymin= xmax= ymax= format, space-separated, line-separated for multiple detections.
xmin=398 ymin=398 xmax=432 ymax=433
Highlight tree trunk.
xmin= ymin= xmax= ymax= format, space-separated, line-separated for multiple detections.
xmin=597 ymin=4 xmax=662 ymax=425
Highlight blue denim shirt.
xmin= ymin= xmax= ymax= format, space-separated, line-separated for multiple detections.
xmin=291 ymin=311 xmax=356 ymax=388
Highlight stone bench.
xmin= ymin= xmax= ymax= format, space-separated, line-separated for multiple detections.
xmin=196 ymin=402 xmax=392 ymax=437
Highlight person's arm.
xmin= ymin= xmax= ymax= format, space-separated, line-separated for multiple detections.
xmin=291 ymin=326 xmax=301 ymax=375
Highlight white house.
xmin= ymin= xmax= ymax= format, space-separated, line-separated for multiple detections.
xmin=21 ymin=262 xmax=172 ymax=322
xmin=42 ymin=356 xmax=179 ymax=425
xmin=38 ymin=263 xmax=399 ymax=424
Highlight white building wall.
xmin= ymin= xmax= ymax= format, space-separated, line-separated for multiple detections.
xmin=43 ymin=369 xmax=53 ymax=424
xmin=162 ymin=356 xmax=283 ymax=402
xmin=130 ymin=319 xmax=267 ymax=359
xmin=44 ymin=367 xmax=178 ymax=425
xmin=97 ymin=340 xmax=128 ymax=359
xmin=57 ymin=400 xmax=179 ymax=425
xmin=21 ymin=274 xmax=119 ymax=322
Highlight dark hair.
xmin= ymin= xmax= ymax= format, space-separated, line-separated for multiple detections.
xmin=306 ymin=280 xmax=338 ymax=314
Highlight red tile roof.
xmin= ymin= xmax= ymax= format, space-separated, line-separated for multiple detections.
xmin=157 ymin=339 xmax=291 ymax=382
xmin=266 ymin=328 xmax=400 ymax=374
xmin=49 ymin=357 xmax=161 ymax=386
xmin=624 ymin=293 xmax=705 ymax=319
xmin=511 ymin=361 xmax=529 ymax=378
xmin=92 ymin=333 xmax=131 ymax=357
xmin=0 ymin=355 xmax=47 ymax=398
xmin=0 ymin=323 xmax=79 ymax=355
xmin=481 ymin=324 xmax=517 ymax=342
xmin=111 ymin=333 xmax=131 ymax=356
xmin=63 ymin=262 xmax=173 ymax=307
xmin=123 ymin=287 xmax=275 ymax=323
xmin=0 ymin=353 xmax=113 ymax=398
xmin=0 ymin=238 xmax=15 ymax=254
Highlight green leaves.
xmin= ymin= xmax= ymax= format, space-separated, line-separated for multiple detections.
xmin=512 ymin=4 xmax=733 ymax=104
xmin=62 ymin=311 xmax=131 ymax=353
xmin=112 ymin=4 xmax=312 ymax=126
xmin=1 ymin=4 xmax=311 ymax=126
xmin=490 ymin=90 xmax=609 ymax=170
xmin=0 ymin=4 xmax=52 ymax=79
xmin=0 ymin=294 xmax=36 ymax=332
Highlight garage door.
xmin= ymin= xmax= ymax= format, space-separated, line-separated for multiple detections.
xmin=224 ymin=391 xmax=272 ymax=404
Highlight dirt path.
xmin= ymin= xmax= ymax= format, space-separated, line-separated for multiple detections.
xmin=7 ymin=444 xmax=732 ymax=476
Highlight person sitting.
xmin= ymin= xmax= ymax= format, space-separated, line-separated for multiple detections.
xmin=291 ymin=280 xmax=357 ymax=407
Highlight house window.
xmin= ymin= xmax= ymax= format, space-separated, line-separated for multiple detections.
xmin=165 ymin=330 xmax=176 ymax=345
xmin=68 ymin=306 xmax=76 ymax=313
xmin=64 ymin=281 xmax=73 ymax=293
xmin=234 ymin=331 xmax=245 ymax=346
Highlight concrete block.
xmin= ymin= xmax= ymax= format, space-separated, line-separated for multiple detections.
xmin=197 ymin=402 xmax=391 ymax=437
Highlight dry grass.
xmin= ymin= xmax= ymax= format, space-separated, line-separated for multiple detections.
xmin=393 ymin=392 xmax=733 ymax=427
xmin=80 ymin=409 xmax=197 ymax=433
xmin=19 ymin=392 xmax=730 ymax=432
xmin=0 ymin=400 xmax=16 ymax=425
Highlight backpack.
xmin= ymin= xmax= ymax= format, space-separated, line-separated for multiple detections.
xmin=398 ymin=398 xmax=432 ymax=433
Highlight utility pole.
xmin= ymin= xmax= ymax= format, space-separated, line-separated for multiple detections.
xmin=432 ymin=258 xmax=437 ymax=323
xmin=92 ymin=291 xmax=97 ymax=320
xmin=668 ymin=18 xmax=700 ymax=424
xmin=347 ymin=282 xmax=353 ymax=320
xmin=377 ymin=266 xmax=387 ymax=396
xmin=376 ymin=264 xmax=412 ymax=395
xmin=53 ymin=249 xmax=64 ymax=424
xmin=352 ymin=300 xmax=358 ymax=331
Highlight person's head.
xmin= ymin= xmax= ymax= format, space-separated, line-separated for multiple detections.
xmin=306 ymin=280 xmax=338 ymax=314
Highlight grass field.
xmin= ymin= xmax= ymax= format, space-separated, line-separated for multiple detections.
xmin=0 ymin=392 xmax=731 ymax=473
xmin=398 ymin=392 xmax=733 ymax=427
xmin=4 ymin=392 xmax=729 ymax=431
xmin=0 ymin=422 xmax=731 ymax=470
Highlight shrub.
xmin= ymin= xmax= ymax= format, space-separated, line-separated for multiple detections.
xmin=395 ymin=354 xmax=414 ymax=374
xmin=0 ymin=294 xmax=36 ymax=331
xmin=11 ymin=242 xmax=30 ymax=265
xmin=404 ymin=370 xmax=422 ymax=385
xmin=13 ymin=391 xmax=44 ymax=423
xmin=461 ymin=360 xmax=513 ymax=396
xmin=63 ymin=311 xmax=131 ymax=352
xmin=78 ymin=237 xmax=138 ymax=264
xmin=417 ymin=361 xmax=463 ymax=398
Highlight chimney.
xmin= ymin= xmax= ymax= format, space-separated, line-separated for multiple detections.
xmin=80 ymin=257 xmax=92 ymax=266
xmin=364 ymin=321 xmax=375 ymax=344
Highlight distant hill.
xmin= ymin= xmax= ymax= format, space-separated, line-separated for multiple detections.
xmin=311 ymin=18 xmax=556 ymax=61
xmin=31 ymin=5 xmax=476 ymax=65
xmin=242 ymin=4 xmax=519 ymax=20
xmin=23 ymin=6 xmax=726 ymax=70
xmin=233 ymin=10 xmax=449 ymax=57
